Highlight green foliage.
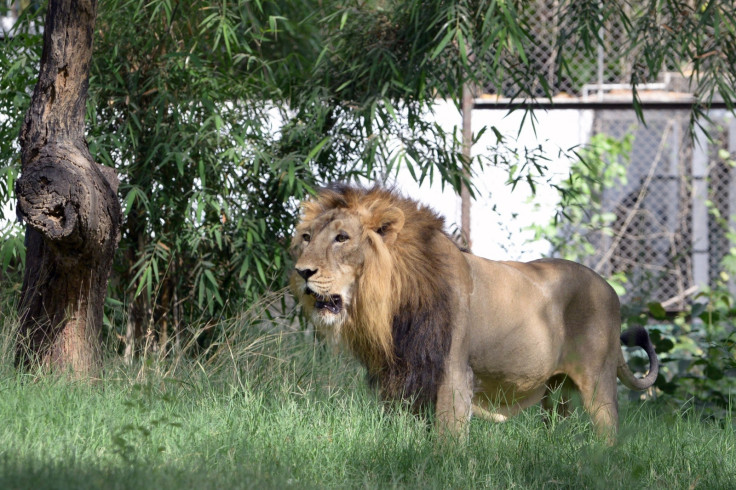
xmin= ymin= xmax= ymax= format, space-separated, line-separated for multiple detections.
xmin=88 ymin=0 xmax=314 ymax=325
xmin=0 ymin=6 xmax=40 ymax=284
xmin=622 ymin=289 xmax=735 ymax=418
xmin=621 ymin=1 xmax=736 ymax=124
xmin=551 ymin=1 xmax=736 ymax=126
xmin=528 ymin=133 xmax=632 ymax=273
xmin=0 ymin=226 xmax=24 ymax=286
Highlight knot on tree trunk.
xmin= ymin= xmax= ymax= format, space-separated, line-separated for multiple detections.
xmin=16 ymin=161 xmax=81 ymax=246
xmin=16 ymin=143 xmax=121 ymax=266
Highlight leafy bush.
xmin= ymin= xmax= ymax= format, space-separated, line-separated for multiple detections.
xmin=537 ymin=133 xmax=735 ymax=415
xmin=622 ymin=286 xmax=736 ymax=417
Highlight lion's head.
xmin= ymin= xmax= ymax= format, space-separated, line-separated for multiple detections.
xmin=291 ymin=184 xmax=454 ymax=406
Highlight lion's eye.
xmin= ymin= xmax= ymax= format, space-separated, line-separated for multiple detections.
xmin=335 ymin=233 xmax=349 ymax=243
xmin=302 ymin=233 xmax=311 ymax=243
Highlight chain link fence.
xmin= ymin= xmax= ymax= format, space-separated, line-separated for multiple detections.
xmin=487 ymin=2 xmax=736 ymax=308
xmin=492 ymin=0 xmax=650 ymax=98
xmin=592 ymin=110 xmax=696 ymax=309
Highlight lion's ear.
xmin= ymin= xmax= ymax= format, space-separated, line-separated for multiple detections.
xmin=373 ymin=207 xmax=404 ymax=245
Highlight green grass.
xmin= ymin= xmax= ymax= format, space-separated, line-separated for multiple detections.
xmin=1 ymin=308 xmax=735 ymax=489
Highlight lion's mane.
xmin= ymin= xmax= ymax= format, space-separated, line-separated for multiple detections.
xmin=299 ymin=184 xmax=455 ymax=408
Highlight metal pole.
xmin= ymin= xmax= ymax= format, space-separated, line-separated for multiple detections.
xmin=461 ymin=81 xmax=473 ymax=250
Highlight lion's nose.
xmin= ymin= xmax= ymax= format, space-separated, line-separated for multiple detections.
xmin=296 ymin=267 xmax=317 ymax=281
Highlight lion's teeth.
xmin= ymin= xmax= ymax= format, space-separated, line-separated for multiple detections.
xmin=314 ymin=294 xmax=343 ymax=314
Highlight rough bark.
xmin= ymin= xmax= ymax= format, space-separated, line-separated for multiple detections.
xmin=15 ymin=0 xmax=121 ymax=376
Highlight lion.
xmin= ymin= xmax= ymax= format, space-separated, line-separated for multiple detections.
xmin=290 ymin=184 xmax=659 ymax=439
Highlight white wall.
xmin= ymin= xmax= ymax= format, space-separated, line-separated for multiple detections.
xmin=394 ymin=101 xmax=594 ymax=261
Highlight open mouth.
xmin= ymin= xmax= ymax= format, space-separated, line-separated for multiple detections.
xmin=305 ymin=287 xmax=344 ymax=314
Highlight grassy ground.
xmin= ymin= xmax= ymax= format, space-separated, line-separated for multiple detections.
xmin=1 ymin=310 xmax=735 ymax=489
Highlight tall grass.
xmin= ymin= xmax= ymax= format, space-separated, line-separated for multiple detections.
xmin=1 ymin=293 xmax=735 ymax=489
xmin=0 ymin=291 xmax=17 ymax=376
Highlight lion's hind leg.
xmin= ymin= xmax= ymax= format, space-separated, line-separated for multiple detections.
xmin=567 ymin=366 xmax=620 ymax=443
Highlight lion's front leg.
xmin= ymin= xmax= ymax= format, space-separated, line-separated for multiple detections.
xmin=435 ymin=364 xmax=474 ymax=438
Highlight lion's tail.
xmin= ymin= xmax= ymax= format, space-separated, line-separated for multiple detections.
xmin=617 ymin=326 xmax=659 ymax=391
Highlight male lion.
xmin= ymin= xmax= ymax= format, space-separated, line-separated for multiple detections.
xmin=291 ymin=184 xmax=658 ymax=438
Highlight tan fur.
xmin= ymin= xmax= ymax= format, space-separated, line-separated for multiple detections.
xmin=291 ymin=185 xmax=659 ymax=440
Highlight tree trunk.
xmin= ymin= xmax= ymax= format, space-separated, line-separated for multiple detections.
xmin=15 ymin=0 xmax=121 ymax=376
